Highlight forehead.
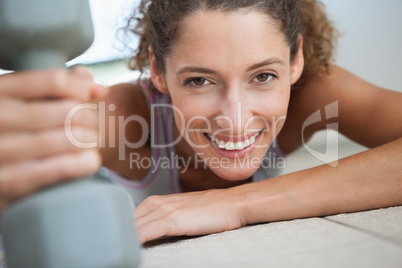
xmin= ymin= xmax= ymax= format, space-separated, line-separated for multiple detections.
xmin=167 ymin=9 xmax=290 ymax=68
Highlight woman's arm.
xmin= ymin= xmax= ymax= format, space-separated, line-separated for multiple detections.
xmin=241 ymin=137 xmax=402 ymax=224
xmin=135 ymin=137 xmax=402 ymax=243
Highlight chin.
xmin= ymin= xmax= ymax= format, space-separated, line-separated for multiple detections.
xmin=211 ymin=166 xmax=257 ymax=182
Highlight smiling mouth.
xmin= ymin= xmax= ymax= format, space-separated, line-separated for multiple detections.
xmin=204 ymin=131 xmax=262 ymax=151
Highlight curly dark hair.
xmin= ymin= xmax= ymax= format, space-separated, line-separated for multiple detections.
xmin=125 ymin=0 xmax=338 ymax=86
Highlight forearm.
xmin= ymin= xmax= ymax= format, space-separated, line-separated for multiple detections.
xmin=239 ymin=137 xmax=402 ymax=224
xmin=134 ymin=138 xmax=402 ymax=243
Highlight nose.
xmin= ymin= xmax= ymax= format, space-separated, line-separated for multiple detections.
xmin=214 ymin=86 xmax=254 ymax=135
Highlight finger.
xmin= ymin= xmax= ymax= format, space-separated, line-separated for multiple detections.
xmin=69 ymin=66 xmax=109 ymax=100
xmin=0 ymin=68 xmax=107 ymax=101
xmin=69 ymin=65 xmax=94 ymax=82
xmin=0 ymin=150 xmax=101 ymax=200
xmin=134 ymin=195 xmax=169 ymax=219
xmin=0 ymin=128 xmax=98 ymax=162
xmin=134 ymin=203 xmax=153 ymax=221
xmin=134 ymin=193 xmax=200 ymax=220
xmin=0 ymin=99 xmax=99 ymax=132
xmin=0 ymin=96 xmax=22 ymax=108
xmin=135 ymin=209 xmax=165 ymax=228
xmin=137 ymin=218 xmax=173 ymax=244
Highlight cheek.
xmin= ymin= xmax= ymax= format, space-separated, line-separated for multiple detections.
xmin=253 ymin=89 xmax=290 ymax=135
xmin=264 ymin=92 xmax=289 ymax=118
xmin=171 ymin=97 xmax=214 ymax=133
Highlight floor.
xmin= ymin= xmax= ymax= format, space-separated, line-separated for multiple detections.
xmin=1 ymin=137 xmax=401 ymax=267
xmin=140 ymin=206 xmax=402 ymax=268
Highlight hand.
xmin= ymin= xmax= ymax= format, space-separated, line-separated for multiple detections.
xmin=134 ymin=188 xmax=248 ymax=243
xmin=0 ymin=67 xmax=108 ymax=215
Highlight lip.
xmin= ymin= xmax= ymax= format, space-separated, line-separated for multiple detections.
xmin=209 ymin=131 xmax=262 ymax=143
xmin=205 ymin=131 xmax=262 ymax=159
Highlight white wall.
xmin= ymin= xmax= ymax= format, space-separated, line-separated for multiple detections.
xmin=322 ymin=0 xmax=402 ymax=92
xmin=68 ymin=0 xmax=139 ymax=65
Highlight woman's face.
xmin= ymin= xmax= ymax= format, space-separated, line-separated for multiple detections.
xmin=152 ymin=10 xmax=303 ymax=181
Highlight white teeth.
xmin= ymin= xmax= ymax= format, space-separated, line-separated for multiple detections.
xmin=208 ymin=132 xmax=260 ymax=151
xmin=235 ymin=142 xmax=243 ymax=150
xmin=225 ymin=142 xmax=235 ymax=150
xmin=244 ymin=139 xmax=251 ymax=147
xmin=218 ymin=140 xmax=226 ymax=149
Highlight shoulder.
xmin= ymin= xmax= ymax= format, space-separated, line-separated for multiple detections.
xmin=279 ymin=65 xmax=402 ymax=153
xmin=107 ymin=82 xmax=150 ymax=119
xmin=105 ymin=82 xmax=151 ymax=144
xmin=101 ymin=81 xmax=152 ymax=180
xmin=278 ymin=66 xmax=340 ymax=154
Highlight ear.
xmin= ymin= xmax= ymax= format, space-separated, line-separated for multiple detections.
xmin=149 ymin=46 xmax=169 ymax=94
xmin=290 ymin=34 xmax=305 ymax=85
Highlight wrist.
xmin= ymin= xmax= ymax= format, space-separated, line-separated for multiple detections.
xmin=229 ymin=182 xmax=272 ymax=226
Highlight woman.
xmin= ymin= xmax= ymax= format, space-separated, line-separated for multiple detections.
xmin=0 ymin=0 xmax=401 ymax=244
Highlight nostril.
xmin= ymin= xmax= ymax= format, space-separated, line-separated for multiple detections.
xmin=214 ymin=115 xmax=232 ymax=129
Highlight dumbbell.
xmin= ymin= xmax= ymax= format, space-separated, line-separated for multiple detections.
xmin=0 ymin=0 xmax=141 ymax=267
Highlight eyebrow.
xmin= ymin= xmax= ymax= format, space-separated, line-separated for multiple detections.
xmin=176 ymin=66 xmax=216 ymax=76
xmin=246 ymin=58 xmax=285 ymax=72
xmin=176 ymin=57 xmax=285 ymax=76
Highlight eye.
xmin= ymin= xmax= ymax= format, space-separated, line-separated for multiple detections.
xmin=185 ymin=77 xmax=211 ymax=86
xmin=193 ymin=77 xmax=207 ymax=85
xmin=253 ymin=73 xmax=274 ymax=83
